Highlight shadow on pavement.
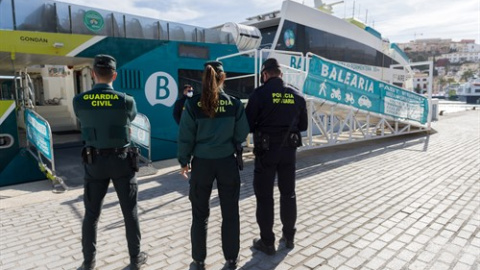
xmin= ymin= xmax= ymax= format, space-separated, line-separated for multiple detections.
xmin=59 ymin=131 xmax=431 ymax=221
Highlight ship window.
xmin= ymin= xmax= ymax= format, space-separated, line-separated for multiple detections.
xmin=125 ymin=15 xmax=162 ymax=40
xmin=0 ymin=0 xmax=14 ymax=30
xmin=260 ymin=26 xmax=279 ymax=49
xmin=14 ymin=0 xmax=56 ymax=32
xmin=178 ymin=44 xmax=210 ymax=59
xmin=277 ymin=20 xmax=399 ymax=69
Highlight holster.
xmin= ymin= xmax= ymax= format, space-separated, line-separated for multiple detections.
xmin=253 ymin=131 xmax=270 ymax=157
xmin=128 ymin=147 xmax=140 ymax=172
xmin=235 ymin=144 xmax=244 ymax=170
xmin=287 ymin=132 xmax=302 ymax=147
xmin=81 ymin=147 xmax=94 ymax=164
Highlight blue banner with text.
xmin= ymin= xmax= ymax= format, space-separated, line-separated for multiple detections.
xmin=303 ymin=55 xmax=428 ymax=124
xmin=25 ymin=109 xmax=52 ymax=160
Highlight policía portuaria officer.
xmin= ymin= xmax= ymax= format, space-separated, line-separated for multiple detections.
xmin=73 ymin=54 xmax=148 ymax=270
xmin=177 ymin=61 xmax=249 ymax=270
xmin=245 ymin=58 xmax=308 ymax=255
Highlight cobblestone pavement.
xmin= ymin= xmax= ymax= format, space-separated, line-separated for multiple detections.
xmin=1 ymin=110 xmax=479 ymax=270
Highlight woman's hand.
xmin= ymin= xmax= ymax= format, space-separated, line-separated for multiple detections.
xmin=180 ymin=165 xmax=190 ymax=179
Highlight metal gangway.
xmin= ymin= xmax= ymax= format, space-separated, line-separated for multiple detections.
xmin=12 ymin=70 xmax=69 ymax=192
xmin=218 ymin=49 xmax=432 ymax=151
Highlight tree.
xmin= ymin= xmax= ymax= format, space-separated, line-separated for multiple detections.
xmin=461 ymin=70 xmax=475 ymax=82
xmin=438 ymin=76 xmax=447 ymax=91
xmin=448 ymin=89 xmax=457 ymax=100
xmin=414 ymin=85 xmax=422 ymax=93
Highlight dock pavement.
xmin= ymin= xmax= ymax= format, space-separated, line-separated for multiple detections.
xmin=0 ymin=110 xmax=479 ymax=270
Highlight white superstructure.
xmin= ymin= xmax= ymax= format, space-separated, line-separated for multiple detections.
xmin=232 ymin=0 xmax=413 ymax=87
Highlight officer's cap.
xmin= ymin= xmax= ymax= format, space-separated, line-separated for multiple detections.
xmin=94 ymin=54 xmax=116 ymax=70
xmin=261 ymin=58 xmax=280 ymax=73
xmin=204 ymin=61 xmax=224 ymax=73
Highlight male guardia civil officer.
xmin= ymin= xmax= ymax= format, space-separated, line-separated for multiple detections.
xmin=245 ymin=58 xmax=308 ymax=255
xmin=73 ymin=54 xmax=147 ymax=270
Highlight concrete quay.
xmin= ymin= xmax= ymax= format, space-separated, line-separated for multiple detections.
xmin=1 ymin=110 xmax=479 ymax=270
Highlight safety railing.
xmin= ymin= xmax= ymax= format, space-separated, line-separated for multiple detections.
xmin=217 ymin=49 xmax=432 ymax=152
xmin=24 ymin=108 xmax=68 ymax=192
xmin=130 ymin=113 xmax=152 ymax=166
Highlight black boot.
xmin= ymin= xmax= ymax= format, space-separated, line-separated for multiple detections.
xmin=226 ymin=259 xmax=237 ymax=269
xmin=253 ymin=238 xmax=276 ymax=255
xmin=191 ymin=260 xmax=206 ymax=270
xmin=79 ymin=259 xmax=95 ymax=270
xmin=280 ymin=236 xmax=295 ymax=249
xmin=130 ymin=251 xmax=148 ymax=270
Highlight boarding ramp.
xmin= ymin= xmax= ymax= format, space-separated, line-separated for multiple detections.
xmin=299 ymin=53 xmax=430 ymax=150
xmin=218 ymin=50 xmax=430 ymax=151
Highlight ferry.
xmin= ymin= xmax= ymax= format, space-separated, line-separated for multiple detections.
xmin=457 ymin=78 xmax=480 ymax=104
xmin=229 ymin=0 xmax=413 ymax=87
xmin=0 ymin=0 xmax=428 ymax=187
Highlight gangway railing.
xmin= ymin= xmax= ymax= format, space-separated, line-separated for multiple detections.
xmin=300 ymin=53 xmax=430 ymax=150
xmin=391 ymin=61 xmax=434 ymax=129
xmin=24 ymin=109 xmax=68 ymax=193
xmin=217 ymin=49 xmax=307 ymax=147
xmin=217 ymin=49 xmax=431 ymax=152
xmin=13 ymin=70 xmax=36 ymax=110
xmin=130 ymin=113 xmax=152 ymax=166
xmin=301 ymin=98 xmax=429 ymax=150
xmin=259 ymin=49 xmax=306 ymax=90
xmin=217 ymin=49 xmax=260 ymax=89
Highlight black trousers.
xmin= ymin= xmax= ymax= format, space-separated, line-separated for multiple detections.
xmin=82 ymin=153 xmax=141 ymax=263
xmin=189 ymin=155 xmax=240 ymax=262
xmin=253 ymin=145 xmax=297 ymax=246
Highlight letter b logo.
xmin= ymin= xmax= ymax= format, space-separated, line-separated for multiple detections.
xmin=145 ymin=72 xmax=178 ymax=106
xmin=156 ymin=76 xmax=170 ymax=99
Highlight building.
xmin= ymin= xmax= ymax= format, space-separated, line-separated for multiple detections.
xmin=439 ymin=51 xmax=480 ymax=63
xmin=397 ymin=38 xmax=452 ymax=54
xmin=397 ymin=39 xmax=480 ymax=62
xmin=413 ymin=72 xmax=430 ymax=93
xmin=451 ymin=39 xmax=480 ymax=53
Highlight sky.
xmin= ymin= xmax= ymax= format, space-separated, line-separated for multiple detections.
xmin=58 ymin=0 xmax=480 ymax=44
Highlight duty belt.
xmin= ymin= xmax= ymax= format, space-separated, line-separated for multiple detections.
xmin=91 ymin=147 xmax=129 ymax=155
xmin=260 ymin=131 xmax=290 ymax=143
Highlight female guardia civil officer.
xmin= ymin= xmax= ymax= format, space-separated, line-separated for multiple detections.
xmin=177 ymin=61 xmax=249 ymax=270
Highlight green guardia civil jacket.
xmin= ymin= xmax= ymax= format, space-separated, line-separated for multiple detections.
xmin=177 ymin=91 xmax=249 ymax=167
xmin=73 ymin=83 xmax=137 ymax=149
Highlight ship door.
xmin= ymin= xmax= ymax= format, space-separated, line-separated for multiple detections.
xmin=30 ymin=74 xmax=44 ymax=106
xmin=74 ymin=67 xmax=93 ymax=95
xmin=74 ymin=70 xmax=82 ymax=96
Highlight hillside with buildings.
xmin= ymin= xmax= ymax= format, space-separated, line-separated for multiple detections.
xmin=397 ymin=39 xmax=480 ymax=98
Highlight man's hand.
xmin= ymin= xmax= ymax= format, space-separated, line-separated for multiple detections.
xmin=180 ymin=165 xmax=190 ymax=179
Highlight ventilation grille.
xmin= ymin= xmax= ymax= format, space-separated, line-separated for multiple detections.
xmin=120 ymin=69 xmax=143 ymax=90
